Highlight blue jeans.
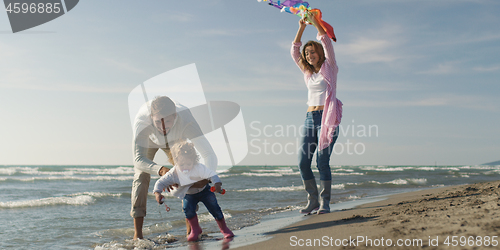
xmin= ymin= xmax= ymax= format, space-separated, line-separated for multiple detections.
xmin=298 ymin=110 xmax=339 ymax=181
xmin=183 ymin=185 xmax=224 ymax=220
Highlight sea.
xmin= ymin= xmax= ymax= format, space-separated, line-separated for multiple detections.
xmin=1 ymin=164 xmax=500 ymax=250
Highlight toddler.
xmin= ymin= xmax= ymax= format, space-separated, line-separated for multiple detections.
xmin=153 ymin=140 xmax=234 ymax=241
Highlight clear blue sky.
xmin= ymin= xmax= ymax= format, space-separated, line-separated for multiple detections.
xmin=0 ymin=0 xmax=498 ymax=166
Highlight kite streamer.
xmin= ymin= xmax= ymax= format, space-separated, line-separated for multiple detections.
xmin=258 ymin=0 xmax=337 ymax=42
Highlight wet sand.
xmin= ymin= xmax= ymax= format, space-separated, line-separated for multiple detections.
xmin=233 ymin=181 xmax=500 ymax=250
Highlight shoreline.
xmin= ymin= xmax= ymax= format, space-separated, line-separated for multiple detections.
xmin=172 ymin=186 xmax=439 ymax=250
xmin=104 ymin=181 xmax=500 ymax=250
xmin=164 ymin=190 xmax=399 ymax=250
xmin=231 ymin=180 xmax=500 ymax=249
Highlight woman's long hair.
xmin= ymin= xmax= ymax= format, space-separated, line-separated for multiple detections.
xmin=300 ymin=41 xmax=325 ymax=74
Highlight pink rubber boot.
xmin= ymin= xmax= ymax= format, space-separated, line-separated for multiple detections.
xmin=186 ymin=215 xmax=202 ymax=241
xmin=216 ymin=218 xmax=234 ymax=238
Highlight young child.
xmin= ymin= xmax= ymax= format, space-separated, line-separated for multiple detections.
xmin=153 ymin=140 xmax=234 ymax=241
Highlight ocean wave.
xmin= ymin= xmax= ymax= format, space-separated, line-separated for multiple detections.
xmin=241 ymin=172 xmax=283 ymax=177
xmin=238 ymin=186 xmax=303 ymax=192
xmin=94 ymin=236 xmax=175 ymax=250
xmin=70 ymin=192 xmax=123 ymax=198
xmin=259 ymin=205 xmax=302 ymax=214
xmin=385 ymin=179 xmax=408 ymax=185
xmin=459 ymin=165 xmax=500 ymax=170
xmin=240 ymin=172 xmax=300 ymax=177
xmin=0 ymin=192 xmax=122 ymax=209
xmin=359 ymin=166 xmax=471 ymax=172
xmin=62 ymin=167 xmax=135 ymax=175
xmin=333 ymin=168 xmax=355 ymax=172
xmin=347 ymin=195 xmax=361 ymax=200
xmin=0 ymin=166 xmax=39 ymax=175
xmin=332 ymin=172 xmax=364 ymax=176
xmin=0 ymin=166 xmax=135 ymax=176
xmin=250 ymin=167 xmax=295 ymax=173
xmin=1 ymin=195 xmax=93 ymax=208
xmin=479 ymin=170 xmax=500 ymax=175
xmin=360 ymin=166 xmax=411 ymax=172
xmin=341 ymin=179 xmax=427 ymax=187
xmin=198 ymin=211 xmax=232 ymax=223
xmin=218 ymin=173 xmax=238 ymax=178
xmin=0 ymin=175 xmax=133 ymax=182
xmin=415 ymin=167 xmax=436 ymax=171
xmin=238 ymin=184 xmax=345 ymax=192
xmin=244 ymin=168 xmax=300 ymax=177
xmin=384 ymin=178 xmax=427 ymax=185
xmin=37 ymin=168 xmax=134 ymax=176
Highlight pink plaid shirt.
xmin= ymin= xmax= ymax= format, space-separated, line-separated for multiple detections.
xmin=291 ymin=33 xmax=343 ymax=150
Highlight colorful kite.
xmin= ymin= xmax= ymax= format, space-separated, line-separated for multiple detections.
xmin=257 ymin=0 xmax=337 ymax=42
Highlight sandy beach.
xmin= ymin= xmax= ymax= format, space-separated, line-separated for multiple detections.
xmin=235 ymin=180 xmax=500 ymax=250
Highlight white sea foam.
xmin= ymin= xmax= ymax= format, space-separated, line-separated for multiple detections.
xmin=345 ymin=182 xmax=359 ymax=186
xmin=460 ymin=165 xmax=500 ymax=170
xmin=238 ymin=186 xmax=303 ymax=192
xmin=260 ymin=205 xmax=302 ymax=214
xmin=95 ymin=238 xmax=164 ymax=250
xmin=0 ymin=195 xmax=94 ymax=208
xmin=70 ymin=192 xmax=122 ymax=198
xmin=385 ymin=179 xmax=408 ymax=185
xmin=416 ymin=167 xmax=436 ymax=171
xmin=360 ymin=166 xmax=409 ymax=171
xmin=407 ymin=178 xmax=427 ymax=185
xmin=384 ymin=178 xmax=427 ymax=185
xmin=250 ymin=167 xmax=294 ymax=173
xmin=63 ymin=167 xmax=135 ymax=175
xmin=241 ymin=172 xmax=283 ymax=177
xmin=333 ymin=168 xmax=355 ymax=172
xmin=198 ymin=211 xmax=232 ymax=223
xmin=1 ymin=175 xmax=133 ymax=182
xmin=218 ymin=173 xmax=238 ymax=178
xmin=0 ymin=166 xmax=39 ymax=175
xmin=332 ymin=172 xmax=364 ymax=176
xmin=347 ymin=195 xmax=361 ymax=200
xmin=483 ymin=170 xmax=500 ymax=175
xmin=0 ymin=166 xmax=134 ymax=176
xmin=246 ymin=168 xmax=299 ymax=176
xmin=238 ymin=184 xmax=345 ymax=192
xmin=0 ymin=168 xmax=18 ymax=175
xmin=0 ymin=192 xmax=121 ymax=208
xmin=216 ymin=169 xmax=230 ymax=174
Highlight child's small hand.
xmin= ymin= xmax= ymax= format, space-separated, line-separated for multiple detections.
xmin=213 ymin=182 xmax=222 ymax=193
xmin=155 ymin=192 xmax=164 ymax=204
xmin=165 ymin=184 xmax=179 ymax=192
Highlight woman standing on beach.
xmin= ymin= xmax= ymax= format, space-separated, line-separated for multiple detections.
xmin=291 ymin=12 xmax=343 ymax=214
